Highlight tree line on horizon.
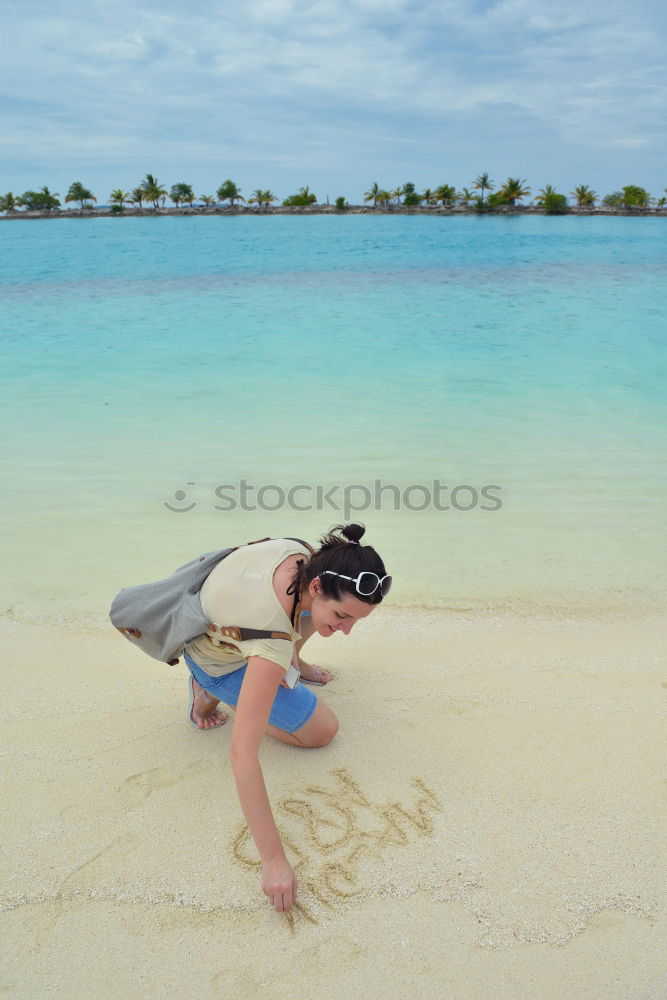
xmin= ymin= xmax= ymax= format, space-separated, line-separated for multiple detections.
xmin=1 ymin=173 xmax=664 ymax=215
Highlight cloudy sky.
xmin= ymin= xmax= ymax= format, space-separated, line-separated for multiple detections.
xmin=1 ymin=0 xmax=665 ymax=203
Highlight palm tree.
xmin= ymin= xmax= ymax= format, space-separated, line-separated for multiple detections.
xmin=283 ymin=186 xmax=317 ymax=206
xmin=217 ymin=180 xmax=243 ymax=206
xmin=65 ymin=181 xmax=96 ymax=211
xmin=499 ymin=177 xmax=530 ymax=206
xmin=422 ymin=187 xmax=435 ymax=207
xmin=170 ymin=182 xmax=195 ymax=207
xmin=458 ymin=187 xmax=474 ymax=207
xmin=434 ymin=184 xmax=457 ymax=207
xmin=621 ymin=185 xmax=651 ymax=208
xmin=570 ymin=185 xmax=597 ymax=207
xmin=364 ymin=182 xmax=381 ymax=206
xmin=535 ymin=186 xmax=568 ymax=214
xmin=248 ymin=189 xmax=276 ymax=208
xmin=602 ymin=192 xmax=624 ymax=208
xmin=109 ymin=189 xmax=131 ymax=211
xmin=40 ymin=186 xmax=60 ymax=211
xmin=473 ymin=173 xmax=494 ymax=203
xmin=17 ymin=187 xmax=60 ymax=212
xmin=141 ymin=174 xmax=167 ymax=209
xmin=200 ymin=194 xmax=216 ymax=208
xmin=402 ymin=182 xmax=421 ymax=207
xmin=129 ymin=187 xmax=145 ymax=209
xmin=535 ymin=184 xmax=557 ymax=206
xmin=298 ymin=185 xmax=316 ymax=204
xmin=376 ymin=189 xmax=393 ymax=208
xmin=0 ymin=192 xmax=17 ymax=213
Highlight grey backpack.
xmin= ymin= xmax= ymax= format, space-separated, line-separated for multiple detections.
xmin=110 ymin=536 xmax=313 ymax=664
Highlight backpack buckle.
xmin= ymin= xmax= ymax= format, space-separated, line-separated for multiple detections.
xmin=209 ymin=623 xmax=243 ymax=642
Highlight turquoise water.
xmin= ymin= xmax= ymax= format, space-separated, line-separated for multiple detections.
xmin=1 ymin=215 xmax=666 ymax=617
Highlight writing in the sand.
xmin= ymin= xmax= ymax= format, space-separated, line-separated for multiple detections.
xmin=232 ymin=768 xmax=442 ymax=931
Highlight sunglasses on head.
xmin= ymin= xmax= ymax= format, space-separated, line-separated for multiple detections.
xmin=320 ymin=570 xmax=392 ymax=598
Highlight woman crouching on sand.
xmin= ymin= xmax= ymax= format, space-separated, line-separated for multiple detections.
xmin=182 ymin=523 xmax=391 ymax=913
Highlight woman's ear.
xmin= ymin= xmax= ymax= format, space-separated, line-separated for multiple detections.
xmin=309 ymin=576 xmax=321 ymax=597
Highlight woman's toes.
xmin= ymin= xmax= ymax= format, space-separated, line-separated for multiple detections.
xmin=206 ymin=710 xmax=227 ymax=728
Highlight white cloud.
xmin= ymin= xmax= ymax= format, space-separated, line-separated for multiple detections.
xmin=1 ymin=0 xmax=665 ymax=196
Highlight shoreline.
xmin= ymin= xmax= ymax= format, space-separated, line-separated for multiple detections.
xmin=2 ymin=203 xmax=666 ymax=220
xmin=2 ymin=581 xmax=665 ymax=638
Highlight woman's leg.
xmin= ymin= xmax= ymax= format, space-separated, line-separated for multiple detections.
xmin=184 ymin=651 xmax=338 ymax=744
xmin=190 ymin=676 xmax=229 ymax=730
xmin=265 ymin=699 xmax=339 ymax=748
xmin=191 ymin=683 xmax=338 ymax=745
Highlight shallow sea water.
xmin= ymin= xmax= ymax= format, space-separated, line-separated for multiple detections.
xmin=1 ymin=214 xmax=665 ymax=617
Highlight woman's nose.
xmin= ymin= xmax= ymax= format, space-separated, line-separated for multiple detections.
xmin=339 ymin=621 xmax=354 ymax=635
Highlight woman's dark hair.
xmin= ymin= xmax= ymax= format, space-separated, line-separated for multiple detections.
xmin=291 ymin=523 xmax=388 ymax=605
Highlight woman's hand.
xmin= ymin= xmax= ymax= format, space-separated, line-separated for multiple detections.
xmin=261 ymin=853 xmax=297 ymax=912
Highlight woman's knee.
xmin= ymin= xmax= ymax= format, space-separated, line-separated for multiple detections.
xmin=317 ymin=707 xmax=339 ymax=746
xmin=302 ymin=702 xmax=339 ymax=747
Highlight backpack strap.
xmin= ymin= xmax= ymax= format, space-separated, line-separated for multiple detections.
xmin=208 ymin=624 xmax=292 ymax=642
xmin=244 ymin=535 xmax=314 ymax=555
xmin=284 ymin=536 xmax=315 ymax=555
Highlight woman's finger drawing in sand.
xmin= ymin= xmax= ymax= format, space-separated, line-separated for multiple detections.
xmin=182 ymin=523 xmax=391 ymax=913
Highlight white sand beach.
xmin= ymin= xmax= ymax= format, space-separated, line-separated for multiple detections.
xmin=1 ymin=605 xmax=664 ymax=999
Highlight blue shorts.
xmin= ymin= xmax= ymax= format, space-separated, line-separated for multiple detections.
xmin=183 ymin=650 xmax=318 ymax=734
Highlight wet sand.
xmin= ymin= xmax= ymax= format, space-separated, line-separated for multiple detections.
xmin=1 ymin=606 xmax=664 ymax=999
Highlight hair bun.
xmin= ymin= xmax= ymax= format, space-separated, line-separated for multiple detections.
xmin=303 ymin=523 xmax=387 ymax=604
xmin=341 ymin=523 xmax=366 ymax=544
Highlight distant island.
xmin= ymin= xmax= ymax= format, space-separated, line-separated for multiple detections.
xmin=1 ymin=176 xmax=665 ymax=219
xmin=3 ymin=204 xmax=666 ymax=220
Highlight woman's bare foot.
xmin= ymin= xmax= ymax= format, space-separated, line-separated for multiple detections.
xmin=190 ymin=677 xmax=229 ymax=730
xmin=298 ymin=660 xmax=333 ymax=685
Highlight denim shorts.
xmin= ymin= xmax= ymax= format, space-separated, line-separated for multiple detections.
xmin=183 ymin=650 xmax=318 ymax=734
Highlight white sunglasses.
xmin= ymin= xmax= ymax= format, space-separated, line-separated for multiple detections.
xmin=320 ymin=570 xmax=392 ymax=597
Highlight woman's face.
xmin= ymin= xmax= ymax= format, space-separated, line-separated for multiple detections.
xmin=306 ymin=578 xmax=375 ymax=637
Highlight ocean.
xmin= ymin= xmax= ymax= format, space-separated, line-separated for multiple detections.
xmin=1 ymin=213 xmax=665 ymax=619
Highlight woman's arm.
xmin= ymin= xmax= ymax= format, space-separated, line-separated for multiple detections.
xmin=292 ymin=614 xmax=333 ymax=685
xmin=230 ymin=655 xmax=297 ymax=912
